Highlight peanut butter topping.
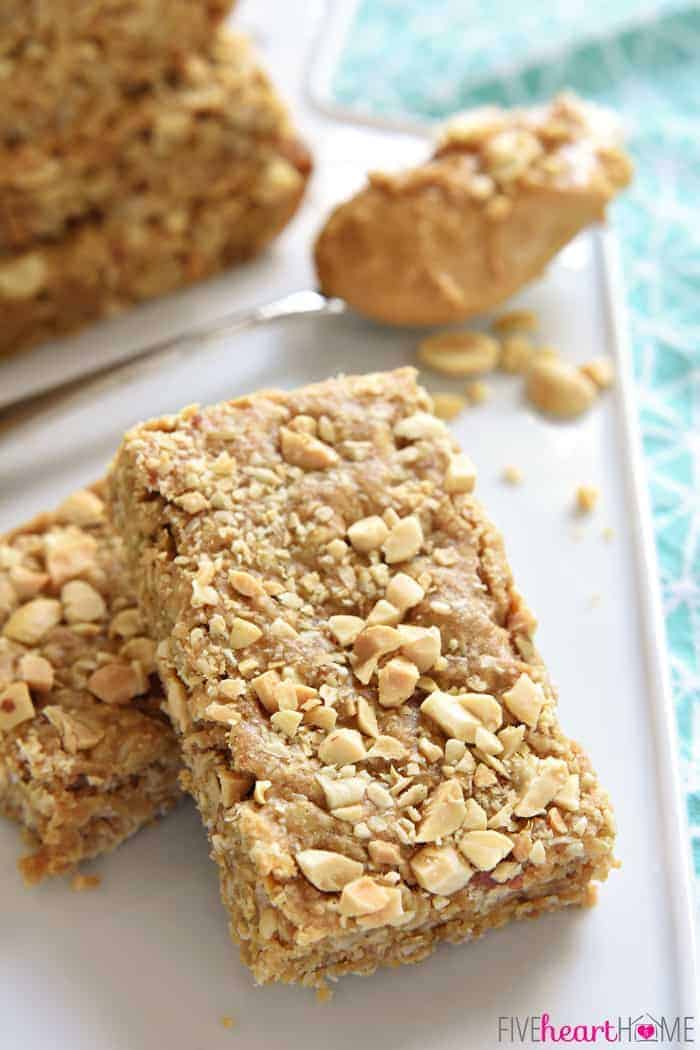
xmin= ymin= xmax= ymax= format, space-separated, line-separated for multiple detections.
xmin=315 ymin=94 xmax=632 ymax=326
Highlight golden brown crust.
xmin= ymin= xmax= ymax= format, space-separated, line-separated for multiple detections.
xmin=315 ymin=95 xmax=632 ymax=326
xmin=109 ymin=369 xmax=616 ymax=986
xmin=0 ymin=0 xmax=234 ymax=146
xmin=0 ymin=484 xmax=182 ymax=882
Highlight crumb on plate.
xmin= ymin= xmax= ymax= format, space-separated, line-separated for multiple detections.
xmin=502 ymin=465 xmax=523 ymax=485
xmin=585 ymin=882 xmax=599 ymax=907
xmin=491 ymin=309 xmax=539 ymax=335
xmin=432 ymin=392 xmax=467 ymax=420
xmin=465 ymin=379 xmax=490 ymax=404
xmin=498 ymin=335 xmax=533 ymax=374
xmin=581 ymin=357 xmax=615 ymax=390
xmin=71 ymin=873 xmax=101 ymax=892
xmin=576 ymin=485 xmax=599 ymax=513
xmin=418 ymin=330 xmax=500 ymax=376
xmin=526 ymin=357 xmax=597 ymax=419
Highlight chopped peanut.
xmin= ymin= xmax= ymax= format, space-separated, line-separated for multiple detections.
xmin=421 ymin=691 xmax=480 ymax=742
xmin=419 ymin=331 xmax=500 ymax=376
xmin=71 ymin=873 xmax=102 ymax=892
xmin=465 ymin=379 xmax=490 ymax=404
xmin=56 ymin=489 xmax=104 ymax=526
xmin=339 ymin=876 xmax=390 ymax=917
xmin=394 ymin=411 xmax=447 ymax=440
xmin=297 ymin=849 xmax=364 ymax=892
xmin=502 ymin=673 xmax=545 ymax=727
xmin=377 ymin=656 xmax=419 ymax=708
xmin=498 ymin=335 xmax=534 ymax=374
xmin=329 ymin=615 xmax=365 ymax=647
xmin=458 ymin=829 xmax=513 ymax=871
xmin=580 ymin=357 xmax=614 ymax=390
xmin=18 ymin=653 xmax=53 ymax=692
xmin=280 ymin=427 xmax=338 ymax=470
xmin=382 ymin=516 xmax=423 ymax=564
xmin=87 ymin=663 xmax=147 ymax=706
xmin=229 ymin=617 xmax=262 ymax=649
xmin=366 ymin=599 xmax=401 ymax=627
xmin=445 ymin=453 xmax=477 ymax=494
xmin=576 ymin=485 xmax=599 ymax=513
xmin=0 ymin=681 xmax=35 ymax=731
xmin=514 ymin=758 xmax=569 ymax=817
xmin=61 ymin=580 xmax=106 ymax=623
xmin=492 ymin=309 xmax=538 ymax=335
xmin=318 ymin=728 xmax=366 ymax=765
xmin=416 ymin=780 xmax=467 ymax=842
xmin=44 ymin=706 xmax=104 ymax=752
xmin=526 ymin=358 xmax=597 ymax=419
xmin=502 ymin=465 xmax=523 ymax=485
xmin=3 ymin=598 xmax=61 ymax=644
xmin=432 ymin=393 xmax=466 ymax=421
xmin=348 ymin=515 xmax=389 ymax=553
xmin=411 ymin=845 xmax=473 ymax=895
xmin=386 ymin=573 xmax=424 ymax=614
xmin=397 ymin=625 xmax=441 ymax=672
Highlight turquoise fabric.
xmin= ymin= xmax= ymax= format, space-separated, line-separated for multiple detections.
xmin=332 ymin=2 xmax=700 ymax=879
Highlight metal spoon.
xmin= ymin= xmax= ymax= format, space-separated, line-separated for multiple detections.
xmin=0 ymin=290 xmax=346 ymax=432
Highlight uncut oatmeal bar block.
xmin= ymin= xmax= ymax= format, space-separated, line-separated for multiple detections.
xmin=109 ymin=369 xmax=616 ymax=987
xmin=0 ymin=484 xmax=181 ymax=883
xmin=0 ymin=31 xmax=311 ymax=253
xmin=0 ymin=0 xmax=233 ymax=146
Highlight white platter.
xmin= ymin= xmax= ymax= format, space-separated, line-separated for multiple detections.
xmin=0 ymin=1 xmax=696 ymax=1046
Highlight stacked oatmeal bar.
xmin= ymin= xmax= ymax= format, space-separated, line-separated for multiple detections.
xmin=0 ymin=485 xmax=181 ymax=882
xmin=0 ymin=3 xmax=311 ymax=355
xmin=108 ymin=368 xmax=616 ymax=987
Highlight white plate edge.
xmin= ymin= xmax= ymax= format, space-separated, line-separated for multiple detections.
xmin=598 ymin=226 xmax=698 ymax=1010
xmin=307 ymin=15 xmax=700 ymax=991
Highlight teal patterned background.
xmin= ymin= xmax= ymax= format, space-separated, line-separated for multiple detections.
xmin=332 ymin=1 xmax=700 ymax=881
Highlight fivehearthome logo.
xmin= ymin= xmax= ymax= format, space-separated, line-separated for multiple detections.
xmin=497 ymin=1013 xmax=696 ymax=1044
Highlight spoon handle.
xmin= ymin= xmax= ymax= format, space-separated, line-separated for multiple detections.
xmin=0 ymin=290 xmax=346 ymax=436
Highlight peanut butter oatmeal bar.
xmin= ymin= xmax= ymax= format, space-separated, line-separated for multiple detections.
xmin=0 ymin=485 xmax=181 ymax=883
xmin=109 ymin=368 xmax=616 ymax=988
xmin=0 ymin=31 xmax=311 ymax=253
xmin=315 ymin=94 xmax=632 ymax=326
xmin=0 ymin=0 xmax=233 ymax=146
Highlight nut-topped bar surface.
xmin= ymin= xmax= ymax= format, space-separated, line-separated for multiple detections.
xmin=0 ymin=485 xmax=181 ymax=882
xmin=109 ymin=369 xmax=615 ymax=987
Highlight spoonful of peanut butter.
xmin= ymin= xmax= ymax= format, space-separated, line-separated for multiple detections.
xmin=314 ymin=93 xmax=632 ymax=326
